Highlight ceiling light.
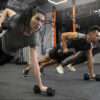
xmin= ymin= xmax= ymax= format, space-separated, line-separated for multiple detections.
xmin=48 ymin=0 xmax=68 ymax=5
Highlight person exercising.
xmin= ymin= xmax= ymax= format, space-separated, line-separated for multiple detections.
xmin=56 ymin=26 xmax=100 ymax=79
xmin=0 ymin=5 xmax=55 ymax=96
xmin=39 ymin=26 xmax=100 ymax=80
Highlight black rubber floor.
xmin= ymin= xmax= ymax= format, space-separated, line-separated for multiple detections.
xmin=0 ymin=63 xmax=100 ymax=100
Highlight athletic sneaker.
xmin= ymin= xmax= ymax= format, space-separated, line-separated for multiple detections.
xmin=56 ymin=65 xmax=64 ymax=74
xmin=67 ymin=64 xmax=76 ymax=72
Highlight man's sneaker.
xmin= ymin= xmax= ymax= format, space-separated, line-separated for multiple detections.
xmin=67 ymin=64 xmax=76 ymax=72
xmin=56 ymin=65 xmax=64 ymax=74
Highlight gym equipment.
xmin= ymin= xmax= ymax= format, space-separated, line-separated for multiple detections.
xmin=33 ymin=85 xmax=55 ymax=96
xmin=83 ymin=73 xmax=89 ymax=80
xmin=95 ymin=74 xmax=100 ymax=81
xmin=83 ymin=73 xmax=100 ymax=81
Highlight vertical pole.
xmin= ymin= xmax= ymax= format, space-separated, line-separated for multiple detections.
xmin=52 ymin=6 xmax=57 ymax=48
xmin=72 ymin=0 xmax=76 ymax=32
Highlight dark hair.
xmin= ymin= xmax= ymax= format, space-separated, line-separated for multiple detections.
xmin=18 ymin=6 xmax=45 ymax=22
xmin=88 ymin=25 xmax=100 ymax=33
xmin=18 ymin=6 xmax=45 ymax=32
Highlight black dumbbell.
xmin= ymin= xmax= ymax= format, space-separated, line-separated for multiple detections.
xmin=33 ymin=85 xmax=55 ymax=96
xmin=83 ymin=73 xmax=100 ymax=81
xmin=83 ymin=73 xmax=89 ymax=80
xmin=95 ymin=74 xmax=100 ymax=81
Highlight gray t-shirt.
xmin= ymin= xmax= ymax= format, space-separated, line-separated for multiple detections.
xmin=77 ymin=32 xmax=86 ymax=39
xmin=77 ymin=32 xmax=96 ymax=49
xmin=2 ymin=30 xmax=38 ymax=55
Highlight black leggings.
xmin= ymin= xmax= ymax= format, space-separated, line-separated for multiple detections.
xmin=0 ymin=39 xmax=13 ymax=65
xmin=72 ymin=47 xmax=100 ymax=66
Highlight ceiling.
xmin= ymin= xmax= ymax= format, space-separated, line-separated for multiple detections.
xmin=38 ymin=0 xmax=97 ymax=11
xmin=7 ymin=0 xmax=98 ymax=12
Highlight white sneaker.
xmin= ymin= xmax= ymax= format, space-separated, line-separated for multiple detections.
xmin=56 ymin=65 xmax=64 ymax=74
xmin=67 ymin=64 xmax=76 ymax=72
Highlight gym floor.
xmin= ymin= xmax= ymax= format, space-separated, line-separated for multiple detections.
xmin=0 ymin=63 xmax=100 ymax=100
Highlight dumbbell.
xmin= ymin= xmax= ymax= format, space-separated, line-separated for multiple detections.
xmin=83 ymin=73 xmax=100 ymax=81
xmin=83 ymin=73 xmax=89 ymax=80
xmin=33 ymin=85 xmax=55 ymax=96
